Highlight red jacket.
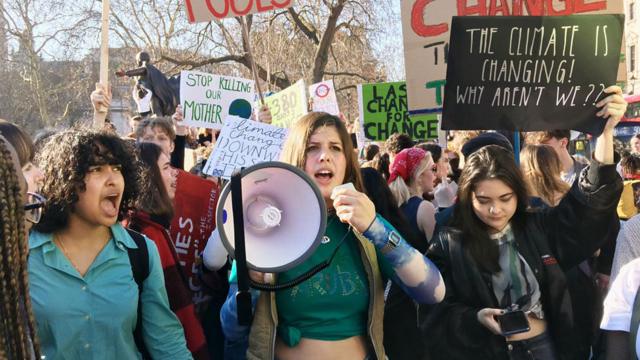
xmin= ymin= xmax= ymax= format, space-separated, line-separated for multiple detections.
xmin=125 ymin=211 xmax=209 ymax=360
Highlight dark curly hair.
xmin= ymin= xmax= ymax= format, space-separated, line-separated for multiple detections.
xmin=34 ymin=129 xmax=140 ymax=233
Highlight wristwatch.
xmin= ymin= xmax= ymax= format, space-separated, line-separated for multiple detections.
xmin=381 ymin=230 xmax=401 ymax=254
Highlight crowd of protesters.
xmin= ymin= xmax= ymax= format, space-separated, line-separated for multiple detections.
xmin=3 ymin=78 xmax=640 ymax=360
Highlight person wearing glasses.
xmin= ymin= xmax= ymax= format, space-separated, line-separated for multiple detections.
xmin=28 ymin=129 xmax=192 ymax=360
xmin=388 ymin=147 xmax=437 ymax=252
xmin=0 ymin=135 xmax=43 ymax=359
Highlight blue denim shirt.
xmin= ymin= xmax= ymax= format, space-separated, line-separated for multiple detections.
xmin=29 ymin=224 xmax=192 ymax=360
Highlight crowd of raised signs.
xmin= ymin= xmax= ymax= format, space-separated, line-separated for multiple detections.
xmin=2 ymin=78 xmax=640 ymax=360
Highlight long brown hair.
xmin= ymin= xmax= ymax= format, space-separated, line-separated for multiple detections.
xmin=0 ymin=137 xmax=41 ymax=359
xmin=0 ymin=119 xmax=35 ymax=167
xmin=280 ymin=112 xmax=364 ymax=193
xmin=520 ymin=144 xmax=570 ymax=206
xmin=453 ymin=145 xmax=529 ymax=273
xmin=136 ymin=142 xmax=174 ymax=222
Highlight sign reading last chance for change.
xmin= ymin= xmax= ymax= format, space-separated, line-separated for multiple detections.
xmin=442 ymin=15 xmax=623 ymax=135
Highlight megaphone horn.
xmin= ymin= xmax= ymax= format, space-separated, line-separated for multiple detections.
xmin=216 ymin=161 xmax=327 ymax=273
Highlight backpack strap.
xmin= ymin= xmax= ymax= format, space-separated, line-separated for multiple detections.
xmin=631 ymin=285 xmax=640 ymax=360
xmin=125 ymin=228 xmax=151 ymax=359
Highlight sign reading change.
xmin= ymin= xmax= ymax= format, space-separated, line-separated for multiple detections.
xmin=358 ymin=81 xmax=438 ymax=141
xmin=180 ymin=70 xmax=256 ymax=129
xmin=442 ymin=15 xmax=623 ymax=135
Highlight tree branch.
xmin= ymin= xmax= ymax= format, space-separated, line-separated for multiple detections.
xmin=287 ymin=7 xmax=319 ymax=45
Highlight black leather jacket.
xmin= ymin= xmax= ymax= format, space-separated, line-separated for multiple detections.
xmin=423 ymin=162 xmax=622 ymax=360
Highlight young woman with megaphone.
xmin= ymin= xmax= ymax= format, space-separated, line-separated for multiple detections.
xmin=219 ymin=112 xmax=445 ymax=360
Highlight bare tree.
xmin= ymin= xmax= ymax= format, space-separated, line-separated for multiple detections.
xmin=0 ymin=0 xmax=97 ymax=130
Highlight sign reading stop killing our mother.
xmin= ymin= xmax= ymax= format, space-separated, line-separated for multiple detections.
xmin=442 ymin=15 xmax=623 ymax=135
xmin=203 ymin=116 xmax=288 ymax=179
xmin=358 ymin=81 xmax=439 ymax=141
xmin=180 ymin=70 xmax=256 ymax=129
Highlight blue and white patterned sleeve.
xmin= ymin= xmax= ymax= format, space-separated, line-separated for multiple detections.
xmin=363 ymin=214 xmax=445 ymax=304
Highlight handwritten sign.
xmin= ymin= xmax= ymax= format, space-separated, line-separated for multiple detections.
xmin=401 ymin=0 xmax=624 ymax=116
xmin=170 ymin=170 xmax=219 ymax=312
xmin=358 ymin=81 xmax=439 ymax=141
xmin=442 ymin=15 xmax=623 ymax=135
xmin=180 ymin=70 xmax=256 ymax=129
xmin=185 ymin=0 xmax=295 ymax=22
xmin=309 ymin=80 xmax=340 ymax=116
xmin=263 ymin=79 xmax=308 ymax=128
xmin=203 ymin=116 xmax=289 ymax=178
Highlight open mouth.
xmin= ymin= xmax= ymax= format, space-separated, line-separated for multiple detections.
xmin=314 ymin=169 xmax=334 ymax=184
xmin=101 ymin=193 xmax=121 ymax=218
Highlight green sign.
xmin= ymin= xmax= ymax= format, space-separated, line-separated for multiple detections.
xmin=358 ymin=81 xmax=438 ymax=141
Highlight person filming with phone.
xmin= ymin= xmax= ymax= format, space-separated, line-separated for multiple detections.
xmin=423 ymin=86 xmax=626 ymax=360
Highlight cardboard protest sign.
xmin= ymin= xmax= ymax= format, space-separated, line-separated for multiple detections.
xmin=358 ymin=81 xmax=439 ymax=141
xmin=185 ymin=0 xmax=295 ymax=22
xmin=170 ymin=170 xmax=220 ymax=311
xmin=263 ymin=79 xmax=308 ymax=128
xmin=309 ymin=80 xmax=340 ymax=116
xmin=203 ymin=116 xmax=288 ymax=178
xmin=180 ymin=70 xmax=256 ymax=129
xmin=442 ymin=15 xmax=623 ymax=135
xmin=401 ymin=0 xmax=625 ymax=116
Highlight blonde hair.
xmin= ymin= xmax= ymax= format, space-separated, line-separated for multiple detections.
xmin=520 ymin=144 xmax=570 ymax=206
xmin=389 ymin=153 xmax=433 ymax=207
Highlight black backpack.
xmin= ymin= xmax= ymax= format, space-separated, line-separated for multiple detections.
xmin=124 ymin=228 xmax=151 ymax=359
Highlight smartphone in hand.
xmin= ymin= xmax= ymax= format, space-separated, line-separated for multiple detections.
xmin=496 ymin=310 xmax=530 ymax=336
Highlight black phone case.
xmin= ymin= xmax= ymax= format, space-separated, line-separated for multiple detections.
xmin=497 ymin=311 xmax=531 ymax=336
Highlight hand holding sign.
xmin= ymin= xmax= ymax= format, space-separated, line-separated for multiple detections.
xmin=597 ymin=85 xmax=627 ymax=132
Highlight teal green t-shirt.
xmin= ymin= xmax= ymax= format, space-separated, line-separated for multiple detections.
xmin=275 ymin=217 xmax=373 ymax=346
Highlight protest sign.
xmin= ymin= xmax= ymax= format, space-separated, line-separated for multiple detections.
xmin=170 ymin=170 xmax=219 ymax=312
xmin=180 ymin=70 xmax=256 ymax=129
xmin=263 ymin=79 xmax=308 ymax=128
xmin=185 ymin=0 xmax=295 ymax=22
xmin=358 ymin=81 xmax=439 ymax=141
xmin=401 ymin=0 xmax=624 ymax=116
xmin=203 ymin=116 xmax=289 ymax=178
xmin=309 ymin=80 xmax=340 ymax=116
xmin=442 ymin=15 xmax=623 ymax=135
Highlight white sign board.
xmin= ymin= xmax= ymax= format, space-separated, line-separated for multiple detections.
xmin=309 ymin=80 xmax=340 ymax=116
xmin=185 ymin=0 xmax=295 ymax=22
xmin=203 ymin=116 xmax=289 ymax=178
xmin=180 ymin=70 xmax=256 ymax=129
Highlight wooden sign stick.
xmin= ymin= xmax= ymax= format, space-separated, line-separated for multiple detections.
xmin=94 ymin=0 xmax=110 ymax=129
xmin=240 ymin=16 xmax=265 ymax=106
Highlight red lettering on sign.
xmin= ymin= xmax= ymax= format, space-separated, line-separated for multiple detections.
xmin=256 ymin=0 xmax=274 ymax=12
xmin=489 ymin=0 xmax=511 ymax=15
xmin=523 ymin=0 xmax=544 ymax=15
xmin=205 ymin=0 xmax=229 ymax=18
xmin=411 ymin=0 xmax=449 ymax=37
xmin=230 ymin=0 xmax=254 ymax=16
xmin=272 ymin=0 xmax=293 ymax=8
xmin=574 ymin=0 xmax=607 ymax=13
xmin=547 ymin=0 xmax=573 ymax=15
xmin=185 ymin=0 xmax=196 ymax=22
xmin=457 ymin=0 xmax=487 ymax=16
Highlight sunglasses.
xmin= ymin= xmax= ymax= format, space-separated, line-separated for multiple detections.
xmin=24 ymin=192 xmax=46 ymax=224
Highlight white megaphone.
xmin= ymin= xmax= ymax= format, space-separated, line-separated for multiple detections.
xmin=216 ymin=161 xmax=327 ymax=273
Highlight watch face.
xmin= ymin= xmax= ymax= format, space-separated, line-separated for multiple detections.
xmin=389 ymin=231 xmax=401 ymax=246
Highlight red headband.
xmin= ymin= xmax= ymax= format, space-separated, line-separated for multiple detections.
xmin=388 ymin=148 xmax=426 ymax=184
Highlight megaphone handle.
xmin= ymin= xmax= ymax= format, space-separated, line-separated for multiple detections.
xmin=231 ymin=170 xmax=253 ymax=324
xmin=236 ymin=290 xmax=253 ymax=326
